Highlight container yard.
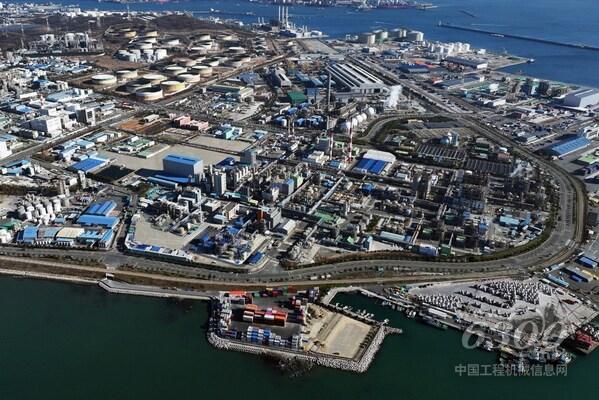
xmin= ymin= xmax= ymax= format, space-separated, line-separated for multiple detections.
xmin=208 ymin=286 xmax=401 ymax=372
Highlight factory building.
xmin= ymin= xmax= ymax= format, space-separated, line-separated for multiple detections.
xmin=209 ymin=84 xmax=254 ymax=101
xmin=29 ymin=115 xmax=63 ymax=135
xmin=162 ymin=154 xmax=204 ymax=180
xmin=444 ymin=56 xmax=488 ymax=70
xmin=326 ymin=62 xmax=388 ymax=95
xmin=213 ymin=170 xmax=227 ymax=196
xmin=353 ymin=149 xmax=396 ymax=175
xmin=563 ymin=88 xmax=599 ymax=109
xmin=241 ymin=149 xmax=257 ymax=166
xmin=547 ymin=136 xmax=592 ymax=157
xmin=270 ymin=68 xmax=292 ymax=88
xmin=0 ymin=140 xmax=12 ymax=160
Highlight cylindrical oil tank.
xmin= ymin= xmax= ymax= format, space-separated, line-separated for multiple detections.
xmin=139 ymin=36 xmax=157 ymax=44
xmin=116 ymin=69 xmax=138 ymax=81
xmin=177 ymin=74 xmax=200 ymax=83
xmin=176 ymin=58 xmax=197 ymax=67
xmin=161 ymin=80 xmax=186 ymax=94
xmin=91 ymin=74 xmax=117 ymax=86
xmin=135 ymin=42 xmax=153 ymax=50
xmin=228 ymin=46 xmax=245 ymax=54
xmin=163 ymin=65 xmax=186 ymax=76
xmin=135 ymin=86 xmax=163 ymax=101
xmin=154 ymin=48 xmax=167 ymax=59
xmin=192 ymin=65 xmax=213 ymax=77
xmin=140 ymin=73 xmax=167 ymax=85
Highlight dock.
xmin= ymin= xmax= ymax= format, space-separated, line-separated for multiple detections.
xmin=438 ymin=22 xmax=599 ymax=52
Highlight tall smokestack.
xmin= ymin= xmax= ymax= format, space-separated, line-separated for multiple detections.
xmin=285 ymin=7 xmax=288 ymax=27
xmin=348 ymin=124 xmax=353 ymax=162
xmin=326 ymin=70 xmax=331 ymax=113
xmin=278 ymin=6 xmax=281 ymax=25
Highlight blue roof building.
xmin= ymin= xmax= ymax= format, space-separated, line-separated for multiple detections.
xmin=17 ymin=226 xmax=38 ymax=244
xmin=163 ymin=154 xmax=203 ymax=179
xmin=69 ymin=157 xmax=108 ymax=173
xmin=499 ymin=215 xmax=520 ymax=227
xmin=86 ymin=201 xmax=116 ymax=216
xmin=548 ymin=136 xmax=591 ymax=157
xmin=77 ymin=215 xmax=119 ymax=229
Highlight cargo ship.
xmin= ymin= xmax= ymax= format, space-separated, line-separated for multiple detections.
xmin=375 ymin=1 xmax=437 ymax=10
xmin=563 ymin=326 xmax=599 ymax=354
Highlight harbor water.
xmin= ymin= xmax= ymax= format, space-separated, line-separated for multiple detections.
xmin=0 ymin=277 xmax=597 ymax=399
xmin=12 ymin=0 xmax=599 ymax=87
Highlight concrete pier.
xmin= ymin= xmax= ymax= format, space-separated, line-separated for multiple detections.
xmin=99 ymin=278 xmax=215 ymax=300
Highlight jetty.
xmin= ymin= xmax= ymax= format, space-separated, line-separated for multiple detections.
xmin=99 ymin=278 xmax=215 ymax=300
xmin=438 ymin=22 xmax=599 ymax=52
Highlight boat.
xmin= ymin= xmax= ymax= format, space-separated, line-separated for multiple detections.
xmin=481 ymin=340 xmax=494 ymax=352
xmin=421 ymin=315 xmax=448 ymax=330
xmin=491 ymin=33 xmax=505 ymax=38
xmin=527 ymin=58 xmax=535 ymax=63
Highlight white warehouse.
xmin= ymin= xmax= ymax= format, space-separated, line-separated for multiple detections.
xmin=563 ymin=88 xmax=599 ymax=109
xmin=327 ymin=62 xmax=388 ymax=95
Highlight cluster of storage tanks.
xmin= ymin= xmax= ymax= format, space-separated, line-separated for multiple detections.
xmin=17 ymin=195 xmax=70 ymax=224
xmin=116 ymin=32 xmax=252 ymax=101
xmin=115 ymin=30 xmax=175 ymax=63
xmin=116 ymin=47 xmax=168 ymax=63
xmin=123 ymin=59 xmax=215 ymax=101
xmin=359 ymin=28 xmax=424 ymax=45
xmin=427 ymin=42 xmax=471 ymax=57
xmin=338 ymin=107 xmax=377 ymax=133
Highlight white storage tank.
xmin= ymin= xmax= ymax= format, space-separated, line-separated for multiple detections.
xmin=154 ymin=48 xmax=168 ymax=60
xmin=375 ymin=30 xmax=388 ymax=42
xmin=177 ymin=74 xmax=200 ymax=83
xmin=135 ymin=42 xmax=153 ymax=50
xmin=359 ymin=32 xmax=376 ymax=46
xmin=228 ymin=46 xmax=245 ymax=54
xmin=140 ymin=36 xmax=157 ymax=44
xmin=161 ymin=80 xmax=186 ymax=94
xmin=164 ymin=65 xmax=186 ymax=76
xmin=53 ymin=198 xmax=62 ymax=213
xmin=91 ymin=74 xmax=117 ymax=86
xmin=177 ymin=58 xmax=197 ymax=67
xmin=116 ymin=69 xmax=138 ymax=81
xmin=135 ymin=86 xmax=163 ymax=101
xmin=339 ymin=121 xmax=352 ymax=133
xmin=192 ymin=65 xmax=213 ymax=77
xmin=126 ymin=81 xmax=151 ymax=93
xmin=164 ymin=38 xmax=180 ymax=47
xmin=140 ymin=73 xmax=167 ymax=85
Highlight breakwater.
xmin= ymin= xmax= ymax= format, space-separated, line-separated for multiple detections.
xmin=208 ymin=323 xmax=396 ymax=373
xmin=438 ymin=22 xmax=599 ymax=52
